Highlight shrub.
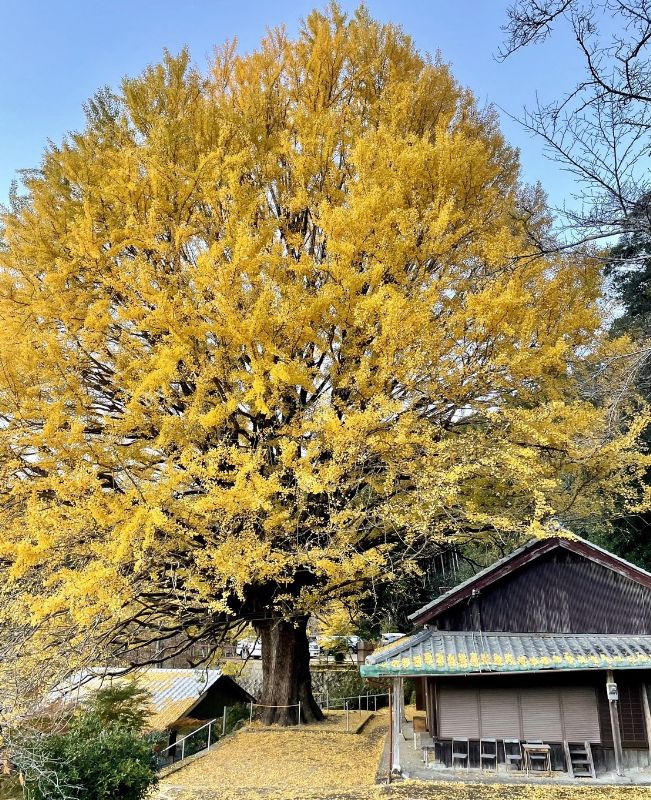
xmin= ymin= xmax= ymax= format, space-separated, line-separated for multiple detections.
xmin=19 ymin=682 xmax=160 ymax=800
xmin=224 ymin=703 xmax=250 ymax=735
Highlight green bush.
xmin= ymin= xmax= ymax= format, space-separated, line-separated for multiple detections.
xmin=20 ymin=682 xmax=160 ymax=800
xmin=403 ymin=677 xmax=416 ymax=706
xmin=311 ymin=667 xmax=390 ymax=710
xmin=224 ymin=703 xmax=250 ymax=735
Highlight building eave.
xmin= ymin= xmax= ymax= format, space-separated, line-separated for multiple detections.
xmin=361 ymin=630 xmax=651 ymax=678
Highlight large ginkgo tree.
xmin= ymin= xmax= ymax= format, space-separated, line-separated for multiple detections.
xmin=0 ymin=6 xmax=647 ymax=724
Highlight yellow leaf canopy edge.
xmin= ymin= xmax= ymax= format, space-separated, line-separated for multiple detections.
xmin=0 ymin=5 xmax=647 ymax=661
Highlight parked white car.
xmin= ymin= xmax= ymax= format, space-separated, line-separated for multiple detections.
xmin=316 ymin=634 xmax=361 ymax=655
xmin=308 ymin=639 xmax=320 ymax=658
xmin=235 ymin=638 xmax=262 ymax=659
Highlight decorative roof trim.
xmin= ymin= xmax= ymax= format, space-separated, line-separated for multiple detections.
xmin=361 ymin=630 xmax=651 ymax=678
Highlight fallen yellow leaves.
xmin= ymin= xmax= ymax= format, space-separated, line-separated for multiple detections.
xmin=388 ymin=784 xmax=651 ymax=800
xmin=247 ymin=710 xmax=374 ymax=734
xmin=161 ymin=713 xmax=387 ymax=795
xmin=156 ymin=781 xmax=651 ymax=800
xmin=156 ymin=710 xmax=651 ymax=800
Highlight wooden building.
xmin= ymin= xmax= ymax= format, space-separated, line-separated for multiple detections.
xmin=361 ymin=533 xmax=651 ymax=777
xmin=61 ymin=667 xmax=254 ymax=741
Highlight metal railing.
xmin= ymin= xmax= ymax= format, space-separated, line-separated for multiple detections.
xmin=314 ymin=692 xmax=389 ymax=711
xmin=248 ymin=701 xmax=304 ymax=725
xmin=156 ymin=718 xmax=218 ymax=769
xmin=155 ymin=693 xmax=389 ymax=770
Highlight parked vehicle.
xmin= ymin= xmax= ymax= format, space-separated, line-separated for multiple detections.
xmin=316 ymin=635 xmax=361 ymax=655
xmin=308 ymin=639 xmax=320 ymax=658
xmin=235 ymin=638 xmax=262 ymax=659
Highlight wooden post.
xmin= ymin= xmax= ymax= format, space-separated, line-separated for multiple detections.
xmin=641 ymin=683 xmax=651 ymax=766
xmin=388 ymin=687 xmax=393 ymax=784
xmin=607 ymin=670 xmax=624 ymax=776
xmin=391 ymin=678 xmax=402 ymax=774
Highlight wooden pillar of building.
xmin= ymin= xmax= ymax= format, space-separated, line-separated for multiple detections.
xmin=606 ymin=670 xmax=624 ymax=777
xmin=426 ymin=678 xmax=437 ymax=737
xmin=641 ymin=683 xmax=651 ymax=766
xmin=391 ymin=678 xmax=402 ymax=774
xmin=415 ymin=677 xmax=425 ymax=711
xmin=391 ymin=679 xmax=401 ymax=773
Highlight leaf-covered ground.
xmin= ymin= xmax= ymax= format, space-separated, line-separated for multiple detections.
xmin=158 ymin=712 xmax=387 ymax=796
xmin=156 ymin=781 xmax=651 ymax=799
xmin=386 ymin=784 xmax=651 ymax=800
xmin=156 ymin=709 xmax=651 ymax=800
xmin=0 ymin=777 xmax=20 ymax=800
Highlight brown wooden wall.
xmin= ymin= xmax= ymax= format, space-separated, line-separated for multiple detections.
xmin=425 ymin=671 xmax=649 ymax=750
xmin=434 ymin=550 xmax=651 ymax=634
xmin=596 ymin=676 xmax=648 ymax=748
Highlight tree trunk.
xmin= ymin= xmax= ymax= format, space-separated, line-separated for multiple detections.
xmin=253 ymin=615 xmax=324 ymax=725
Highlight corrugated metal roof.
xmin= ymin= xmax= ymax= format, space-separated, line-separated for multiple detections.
xmin=62 ymin=668 xmax=224 ymax=730
xmin=360 ymin=630 xmax=651 ymax=677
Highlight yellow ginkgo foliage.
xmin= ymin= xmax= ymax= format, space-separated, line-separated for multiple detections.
xmin=0 ymin=5 xmax=648 ymax=724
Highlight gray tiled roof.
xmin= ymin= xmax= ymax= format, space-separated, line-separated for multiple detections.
xmin=360 ymin=630 xmax=651 ymax=677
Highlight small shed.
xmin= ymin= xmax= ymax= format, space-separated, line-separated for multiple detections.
xmin=63 ymin=667 xmax=254 ymax=740
xmin=361 ymin=532 xmax=651 ymax=778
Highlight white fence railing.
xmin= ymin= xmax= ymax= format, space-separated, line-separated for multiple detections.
xmin=248 ymin=701 xmax=303 ymax=725
xmin=156 ymin=717 xmax=218 ymax=769
xmin=156 ymin=693 xmax=389 ymax=769
xmin=314 ymin=692 xmax=389 ymax=711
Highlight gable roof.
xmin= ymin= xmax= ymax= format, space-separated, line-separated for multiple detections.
xmin=58 ymin=667 xmax=254 ymax=730
xmin=408 ymin=530 xmax=651 ymax=627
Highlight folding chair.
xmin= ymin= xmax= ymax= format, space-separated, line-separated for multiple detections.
xmin=503 ymin=738 xmax=523 ymax=772
xmin=451 ymin=737 xmax=469 ymax=771
xmin=480 ymin=737 xmax=497 ymax=771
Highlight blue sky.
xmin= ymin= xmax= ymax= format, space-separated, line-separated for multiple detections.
xmin=0 ymin=1 xmax=583 ymax=210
